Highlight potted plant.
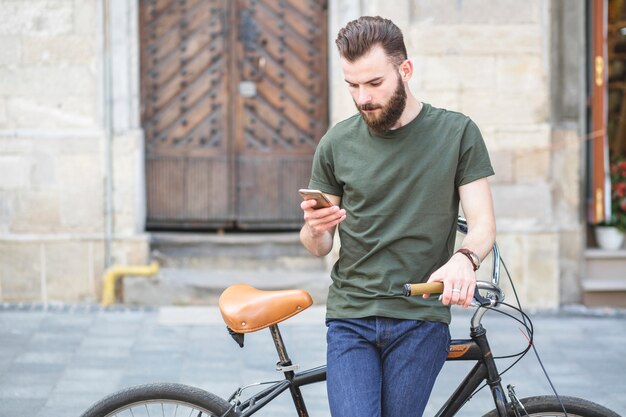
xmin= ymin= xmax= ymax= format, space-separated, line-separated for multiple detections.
xmin=595 ymin=157 xmax=626 ymax=250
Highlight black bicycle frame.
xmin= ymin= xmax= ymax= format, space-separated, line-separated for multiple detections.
xmin=434 ymin=324 xmax=507 ymax=417
xmin=223 ymin=324 xmax=326 ymax=417
xmin=222 ymin=322 xmax=508 ymax=417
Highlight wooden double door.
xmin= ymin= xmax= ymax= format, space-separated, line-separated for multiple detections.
xmin=140 ymin=0 xmax=328 ymax=229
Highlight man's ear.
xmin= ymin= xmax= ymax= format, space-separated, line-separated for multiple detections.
xmin=398 ymin=59 xmax=413 ymax=82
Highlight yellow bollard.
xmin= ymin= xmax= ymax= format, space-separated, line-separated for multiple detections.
xmin=101 ymin=261 xmax=160 ymax=306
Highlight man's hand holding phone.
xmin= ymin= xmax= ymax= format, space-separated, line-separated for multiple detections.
xmin=299 ymin=189 xmax=346 ymax=238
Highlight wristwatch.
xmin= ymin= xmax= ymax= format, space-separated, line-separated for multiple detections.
xmin=455 ymin=248 xmax=480 ymax=271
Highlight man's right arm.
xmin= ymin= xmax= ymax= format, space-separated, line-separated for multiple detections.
xmin=300 ymin=193 xmax=345 ymax=257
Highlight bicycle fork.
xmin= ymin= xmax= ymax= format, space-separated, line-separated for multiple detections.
xmin=472 ymin=324 xmax=508 ymax=417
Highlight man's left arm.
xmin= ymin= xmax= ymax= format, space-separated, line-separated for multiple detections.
xmin=425 ymin=177 xmax=496 ymax=307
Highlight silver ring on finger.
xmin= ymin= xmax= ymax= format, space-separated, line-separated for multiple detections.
xmin=452 ymin=288 xmax=461 ymax=293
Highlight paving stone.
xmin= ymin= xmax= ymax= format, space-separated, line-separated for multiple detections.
xmin=0 ymin=306 xmax=624 ymax=417
xmin=0 ymin=398 xmax=47 ymax=416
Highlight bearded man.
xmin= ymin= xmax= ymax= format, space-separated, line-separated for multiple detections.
xmin=299 ymin=16 xmax=496 ymax=417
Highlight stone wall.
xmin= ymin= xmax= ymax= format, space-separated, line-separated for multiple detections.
xmin=0 ymin=0 xmax=586 ymax=307
xmin=329 ymin=0 xmax=586 ymax=308
xmin=0 ymin=0 xmax=148 ymax=303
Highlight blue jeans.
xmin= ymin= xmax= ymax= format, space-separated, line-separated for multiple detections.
xmin=326 ymin=317 xmax=450 ymax=417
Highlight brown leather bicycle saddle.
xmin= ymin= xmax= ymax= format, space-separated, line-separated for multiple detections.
xmin=218 ymin=284 xmax=313 ymax=333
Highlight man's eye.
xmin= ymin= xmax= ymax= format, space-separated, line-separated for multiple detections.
xmin=347 ymin=83 xmax=358 ymax=88
xmin=371 ymin=82 xmax=382 ymax=87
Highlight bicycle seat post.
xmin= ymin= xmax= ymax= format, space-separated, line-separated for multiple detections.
xmin=268 ymin=324 xmax=310 ymax=417
xmin=269 ymin=324 xmax=294 ymax=372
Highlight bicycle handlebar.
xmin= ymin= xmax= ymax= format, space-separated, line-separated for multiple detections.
xmin=403 ymin=281 xmax=504 ymax=307
xmin=402 ymin=282 xmax=443 ymax=297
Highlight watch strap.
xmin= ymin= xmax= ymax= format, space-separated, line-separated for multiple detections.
xmin=455 ymin=248 xmax=479 ymax=271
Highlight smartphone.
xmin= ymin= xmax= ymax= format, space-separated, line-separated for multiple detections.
xmin=298 ymin=189 xmax=332 ymax=209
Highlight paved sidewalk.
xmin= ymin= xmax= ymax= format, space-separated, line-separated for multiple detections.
xmin=0 ymin=303 xmax=624 ymax=417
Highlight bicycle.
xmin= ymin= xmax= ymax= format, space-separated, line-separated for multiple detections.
xmin=80 ymin=220 xmax=621 ymax=417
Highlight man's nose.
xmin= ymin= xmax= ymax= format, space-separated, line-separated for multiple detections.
xmin=357 ymin=87 xmax=372 ymax=105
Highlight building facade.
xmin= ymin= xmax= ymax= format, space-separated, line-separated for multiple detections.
xmin=1 ymin=0 xmax=613 ymax=308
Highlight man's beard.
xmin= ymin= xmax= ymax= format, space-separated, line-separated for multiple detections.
xmin=355 ymin=76 xmax=407 ymax=134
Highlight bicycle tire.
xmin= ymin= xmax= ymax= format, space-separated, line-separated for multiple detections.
xmin=79 ymin=382 xmax=233 ymax=417
xmin=482 ymin=395 xmax=621 ymax=417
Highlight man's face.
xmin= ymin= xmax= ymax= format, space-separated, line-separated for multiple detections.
xmin=341 ymin=45 xmax=408 ymax=134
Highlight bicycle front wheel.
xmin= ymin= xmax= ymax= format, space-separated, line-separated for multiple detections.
xmin=79 ymin=383 xmax=233 ymax=417
xmin=483 ymin=395 xmax=621 ymax=417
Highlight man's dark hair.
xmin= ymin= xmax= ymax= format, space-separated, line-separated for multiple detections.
xmin=335 ymin=16 xmax=407 ymax=66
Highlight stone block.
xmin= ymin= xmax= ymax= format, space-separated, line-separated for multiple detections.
xmin=469 ymin=0 xmax=542 ymax=24
xmin=330 ymin=78 xmax=356 ymax=125
xmin=0 ymin=241 xmax=42 ymax=302
xmin=409 ymin=0 xmax=541 ymax=25
xmin=112 ymin=133 xmax=145 ymax=234
xmin=0 ymin=67 xmax=95 ymax=98
xmin=421 ymin=91 xmax=461 ymax=114
xmin=0 ymin=36 xmax=20 ymax=66
xmin=491 ymin=183 xmax=553 ymax=228
xmin=488 ymin=150 xmax=514 ymax=184
xmin=329 ymin=0 xmax=362 ymax=35
xmin=490 ymin=231 xmax=560 ymax=309
xmin=37 ymin=135 xmax=102 ymax=155
xmin=44 ymin=241 xmax=94 ymax=302
xmin=90 ymin=240 xmax=106 ymax=298
xmin=488 ymin=232 xmax=524 ymax=303
xmin=497 ymin=55 xmax=547 ymax=93
xmin=0 ymin=1 xmax=73 ymax=36
xmin=0 ymin=191 xmax=14 ymax=233
xmin=21 ymin=35 xmax=96 ymax=65
xmin=73 ymin=0 xmax=97 ymax=35
xmin=0 ymin=156 xmax=30 ymax=189
xmin=111 ymin=236 xmax=150 ymax=267
xmin=11 ymin=190 xmax=62 ymax=233
xmin=558 ymin=230 xmax=583 ymax=304
xmin=551 ymin=129 xmax=582 ymax=228
xmin=522 ymin=233 xmax=560 ymax=308
xmin=0 ymin=137 xmax=34 ymax=153
xmin=488 ymin=124 xmax=551 ymax=151
xmin=6 ymin=96 xmax=97 ymax=129
xmin=514 ymin=148 xmax=551 ymax=182
xmin=30 ymin=151 xmax=56 ymax=187
xmin=0 ymin=98 xmax=6 ymax=126
xmin=461 ymin=90 xmax=549 ymax=127
xmin=57 ymin=154 xmax=103 ymax=233
xmin=422 ymin=56 xmax=496 ymax=91
xmin=362 ymin=0 xmax=410 ymax=27
xmin=408 ymin=25 xmax=543 ymax=56
xmin=406 ymin=29 xmax=461 ymax=57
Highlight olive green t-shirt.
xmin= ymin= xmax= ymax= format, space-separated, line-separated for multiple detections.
xmin=309 ymin=103 xmax=494 ymax=324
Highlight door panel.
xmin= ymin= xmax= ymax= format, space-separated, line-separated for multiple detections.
xmin=234 ymin=0 xmax=328 ymax=229
xmin=142 ymin=0 xmax=233 ymax=228
xmin=141 ymin=0 xmax=328 ymax=229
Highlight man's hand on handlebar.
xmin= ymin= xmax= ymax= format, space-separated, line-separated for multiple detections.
xmin=424 ymin=253 xmax=476 ymax=308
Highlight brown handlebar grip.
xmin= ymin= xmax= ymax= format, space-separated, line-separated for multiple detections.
xmin=403 ymin=282 xmax=444 ymax=297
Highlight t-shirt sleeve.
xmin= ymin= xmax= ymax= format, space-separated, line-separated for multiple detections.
xmin=308 ymin=135 xmax=344 ymax=196
xmin=455 ymin=119 xmax=495 ymax=187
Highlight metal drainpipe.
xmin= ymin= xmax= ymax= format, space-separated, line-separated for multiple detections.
xmin=102 ymin=0 xmax=114 ymax=268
